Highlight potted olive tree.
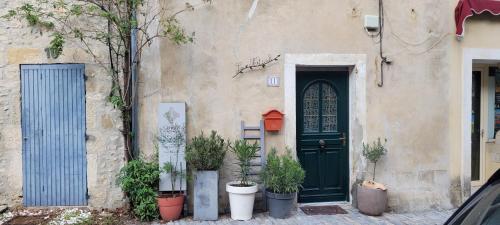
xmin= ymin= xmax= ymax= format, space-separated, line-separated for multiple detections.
xmin=156 ymin=120 xmax=186 ymax=221
xmin=185 ymin=131 xmax=228 ymax=221
xmin=261 ymin=148 xmax=305 ymax=219
xmin=357 ymin=138 xmax=388 ymax=216
xmin=226 ymin=140 xmax=259 ymax=221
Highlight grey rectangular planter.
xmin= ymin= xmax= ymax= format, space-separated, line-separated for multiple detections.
xmin=193 ymin=170 xmax=219 ymax=221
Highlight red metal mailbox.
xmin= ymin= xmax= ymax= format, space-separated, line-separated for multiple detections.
xmin=262 ymin=109 xmax=284 ymax=132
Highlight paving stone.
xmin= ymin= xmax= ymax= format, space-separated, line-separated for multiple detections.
xmin=151 ymin=206 xmax=454 ymax=225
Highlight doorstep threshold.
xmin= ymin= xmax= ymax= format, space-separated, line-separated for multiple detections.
xmin=298 ymin=201 xmax=350 ymax=207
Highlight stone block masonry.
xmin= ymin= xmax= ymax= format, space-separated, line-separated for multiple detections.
xmin=0 ymin=0 xmax=126 ymax=209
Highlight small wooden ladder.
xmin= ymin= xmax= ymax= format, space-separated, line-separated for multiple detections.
xmin=241 ymin=120 xmax=267 ymax=211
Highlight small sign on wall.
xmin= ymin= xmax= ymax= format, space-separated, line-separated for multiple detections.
xmin=267 ymin=75 xmax=280 ymax=87
xmin=158 ymin=103 xmax=187 ymax=191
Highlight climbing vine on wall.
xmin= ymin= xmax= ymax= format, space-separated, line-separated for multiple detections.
xmin=3 ymin=0 xmax=212 ymax=160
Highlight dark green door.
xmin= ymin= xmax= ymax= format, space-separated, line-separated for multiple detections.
xmin=297 ymin=70 xmax=349 ymax=203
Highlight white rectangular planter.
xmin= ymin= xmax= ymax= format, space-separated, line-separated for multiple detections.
xmin=193 ymin=170 xmax=219 ymax=220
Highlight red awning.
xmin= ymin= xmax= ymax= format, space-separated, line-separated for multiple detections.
xmin=455 ymin=0 xmax=500 ymax=37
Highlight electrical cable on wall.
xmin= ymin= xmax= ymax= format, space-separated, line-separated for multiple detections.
xmin=382 ymin=4 xmax=451 ymax=55
xmin=365 ymin=1 xmax=451 ymax=87
xmin=378 ymin=0 xmax=388 ymax=87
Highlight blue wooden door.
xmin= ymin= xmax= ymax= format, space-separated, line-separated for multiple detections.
xmin=21 ymin=64 xmax=87 ymax=206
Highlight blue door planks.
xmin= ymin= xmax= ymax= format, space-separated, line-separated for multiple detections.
xmin=21 ymin=64 xmax=87 ymax=206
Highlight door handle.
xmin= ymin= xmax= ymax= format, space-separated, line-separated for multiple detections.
xmin=331 ymin=133 xmax=347 ymax=146
xmin=319 ymin=139 xmax=326 ymax=149
xmin=319 ymin=133 xmax=347 ymax=150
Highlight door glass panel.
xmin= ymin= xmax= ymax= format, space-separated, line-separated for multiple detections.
xmin=303 ymin=83 xmax=320 ymax=133
xmin=322 ymin=83 xmax=338 ymax=132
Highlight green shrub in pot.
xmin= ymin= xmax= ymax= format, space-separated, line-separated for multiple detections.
xmin=261 ymin=148 xmax=305 ymax=218
xmin=185 ymin=131 xmax=228 ymax=220
xmin=230 ymin=140 xmax=259 ymax=187
xmin=185 ymin=131 xmax=227 ymax=170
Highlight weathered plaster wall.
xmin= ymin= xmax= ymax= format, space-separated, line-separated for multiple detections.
xmin=138 ymin=0 xmax=461 ymax=212
xmin=0 ymin=1 xmax=125 ymax=209
xmin=137 ymin=0 xmax=162 ymax=158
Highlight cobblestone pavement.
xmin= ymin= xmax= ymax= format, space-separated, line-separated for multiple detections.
xmin=155 ymin=204 xmax=455 ymax=225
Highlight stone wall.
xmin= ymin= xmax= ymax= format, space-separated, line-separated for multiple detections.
xmin=2 ymin=0 xmax=499 ymax=213
xmin=0 ymin=1 xmax=125 ymax=209
xmin=137 ymin=0 xmax=464 ymax=213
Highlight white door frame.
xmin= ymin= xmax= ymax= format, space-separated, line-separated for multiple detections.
xmin=283 ymin=54 xmax=367 ymax=202
xmin=461 ymin=48 xmax=500 ymax=200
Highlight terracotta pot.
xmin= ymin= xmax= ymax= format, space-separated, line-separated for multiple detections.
xmin=356 ymin=184 xmax=387 ymax=216
xmin=157 ymin=194 xmax=185 ymax=221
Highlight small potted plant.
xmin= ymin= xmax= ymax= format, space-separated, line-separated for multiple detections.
xmin=261 ymin=148 xmax=305 ymax=219
xmin=226 ymin=140 xmax=259 ymax=221
xmin=185 ymin=131 xmax=228 ymax=221
xmin=157 ymin=162 xmax=186 ymax=221
xmin=156 ymin=116 xmax=186 ymax=221
xmin=357 ymin=138 xmax=388 ymax=216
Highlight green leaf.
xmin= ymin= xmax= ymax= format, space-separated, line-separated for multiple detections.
xmin=48 ymin=32 xmax=65 ymax=58
xmin=163 ymin=18 xmax=194 ymax=45
xmin=229 ymin=140 xmax=259 ymax=186
xmin=108 ymin=95 xmax=124 ymax=109
xmin=70 ymin=5 xmax=83 ymax=16
xmin=1 ymin=10 xmax=17 ymax=19
xmin=362 ymin=138 xmax=387 ymax=164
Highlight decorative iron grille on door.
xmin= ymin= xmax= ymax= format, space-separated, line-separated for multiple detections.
xmin=21 ymin=64 xmax=87 ymax=206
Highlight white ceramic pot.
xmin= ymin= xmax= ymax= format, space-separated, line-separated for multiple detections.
xmin=226 ymin=181 xmax=258 ymax=220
